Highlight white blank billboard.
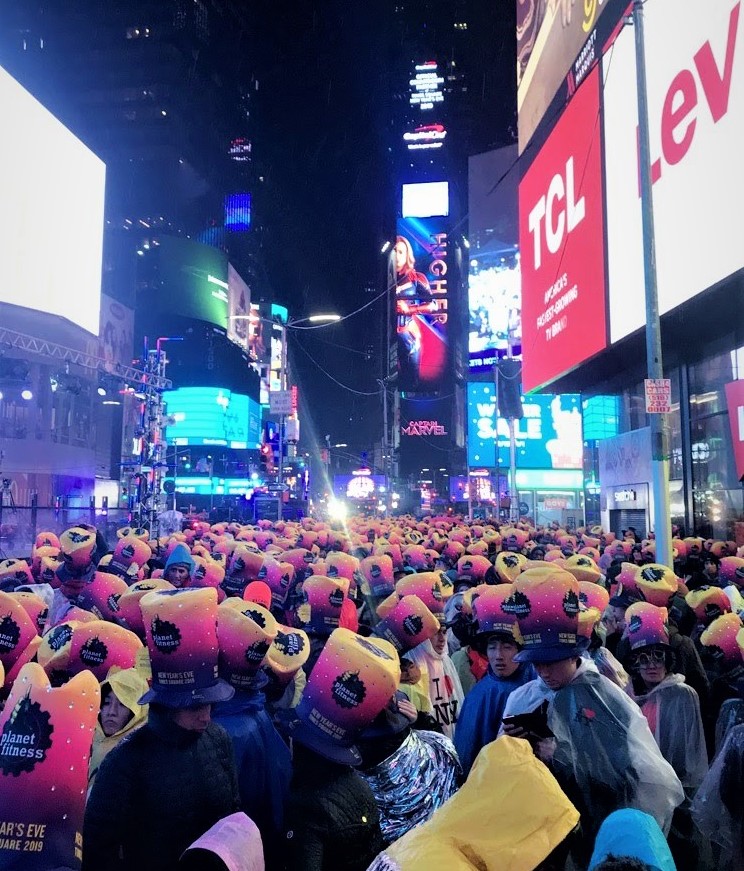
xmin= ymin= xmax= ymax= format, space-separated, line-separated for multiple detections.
xmin=604 ymin=0 xmax=744 ymax=343
xmin=0 ymin=64 xmax=105 ymax=335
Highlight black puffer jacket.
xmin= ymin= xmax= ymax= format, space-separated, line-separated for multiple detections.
xmin=83 ymin=707 xmax=240 ymax=871
xmin=282 ymin=745 xmax=383 ymax=871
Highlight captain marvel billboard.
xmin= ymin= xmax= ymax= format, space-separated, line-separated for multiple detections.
xmin=391 ymin=216 xmax=450 ymax=391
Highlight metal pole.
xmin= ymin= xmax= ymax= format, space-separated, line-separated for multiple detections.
xmin=633 ymin=0 xmax=672 ymax=567
xmin=277 ymin=323 xmax=287 ymax=521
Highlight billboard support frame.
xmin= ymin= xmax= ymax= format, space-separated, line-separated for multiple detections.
xmin=632 ymin=0 xmax=672 ymax=567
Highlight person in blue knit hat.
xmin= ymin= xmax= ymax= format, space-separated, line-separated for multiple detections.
xmin=164 ymin=543 xmax=196 ymax=589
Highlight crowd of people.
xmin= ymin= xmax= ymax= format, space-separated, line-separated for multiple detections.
xmin=0 ymin=514 xmax=743 ymax=870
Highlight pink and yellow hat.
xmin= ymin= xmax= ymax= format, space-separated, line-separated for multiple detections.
xmin=223 ymin=547 xmax=264 ymax=598
xmin=395 ymin=572 xmax=446 ymax=618
xmin=0 ymin=590 xmax=40 ymax=675
xmin=282 ymin=628 xmax=400 ymax=765
xmin=59 ymin=526 xmax=97 ymax=570
xmin=372 ymin=594 xmax=439 ymax=653
xmin=402 ymin=545 xmax=428 ymax=571
xmin=494 ymin=551 xmax=527 ymax=583
xmin=634 ymin=564 xmax=679 ymax=607
xmin=563 ymin=554 xmax=602 ymax=584
xmin=117 ymin=578 xmax=175 ymax=636
xmin=720 ymin=557 xmax=744 ymax=588
xmin=578 ymin=581 xmax=610 ymax=615
xmin=8 ymin=590 xmax=49 ymax=635
xmin=0 ymin=663 xmax=100 ymax=870
xmin=360 ymin=554 xmax=396 ymax=598
xmin=685 ymin=586 xmax=732 ymax=623
xmin=265 ymin=625 xmax=311 ymax=685
xmin=296 ymin=576 xmax=348 ymax=636
xmin=67 ymin=620 xmax=144 ymax=681
xmin=76 ymin=571 xmax=129 ymax=622
xmin=471 ymin=585 xmax=523 ymax=642
xmin=37 ymin=620 xmax=80 ymax=679
xmin=625 ymin=602 xmax=670 ymax=650
xmin=699 ymin=613 xmax=744 ymax=669
xmin=455 ymin=554 xmax=492 ymax=585
xmin=0 ymin=558 xmax=34 ymax=591
xmin=139 ymin=587 xmax=234 ymax=707
xmin=509 ymin=567 xmax=586 ymax=663
xmin=217 ymin=600 xmax=278 ymax=688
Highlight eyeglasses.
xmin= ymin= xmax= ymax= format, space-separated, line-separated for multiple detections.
xmin=634 ymin=649 xmax=666 ymax=667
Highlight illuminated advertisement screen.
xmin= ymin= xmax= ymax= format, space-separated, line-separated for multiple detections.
xmin=401 ymin=181 xmax=449 ymax=218
xmin=399 ymin=396 xmax=452 ymax=474
xmin=333 ymin=474 xmax=386 ymax=501
xmin=156 ymin=236 xmax=229 ymax=330
xmin=468 ymin=383 xmax=583 ymax=470
xmin=224 ymin=193 xmax=251 ymax=231
xmin=165 ymin=387 xmax=261 ymax=449
xmin=1 ymin=64 xmax=105 ymax=335
xmin=517 ymin=0 xmax=629 ymax=153
xmin=393 ymin=212 xmax=450 ymax=391
xmin=519 ymin=65 xmax=607 ymax=392
xmin=227 ymin=264 xmax=250 ymax=351
xmin=468 ymin=245 xmax=521 ymax=371
xmin=603 ymin=0 xmax=744 ymax=343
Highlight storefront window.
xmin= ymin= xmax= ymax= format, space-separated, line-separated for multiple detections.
xmin=689 ymin=349 xmax=743 ymax=540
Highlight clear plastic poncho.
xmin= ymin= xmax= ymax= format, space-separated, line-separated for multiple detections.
xmin=691 ymin=723 xmax=744 ymax=870
xmin=634 ymin=674 xmax=708 ymax=790
xmin=549 ymin=668 xmax=684 ymax=838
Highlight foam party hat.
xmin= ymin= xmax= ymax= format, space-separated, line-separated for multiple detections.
xmin=217 ymin=600 xmax=278 ymax=688
xmin=0 ymin=663 xmax=99 ymax=870
xmin=509 ymin=567 xmax=587 ymax=663
xmin=372 ymin=594 xmax=440 ymax=653
xmin=280 ymin=628 xmax=399 ymax=765
xmin=139 ymin=587 xmax=234 ymax=707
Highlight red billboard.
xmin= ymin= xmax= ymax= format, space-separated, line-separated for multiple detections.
xmin=519 ymin=65 xmax=607 ymax=392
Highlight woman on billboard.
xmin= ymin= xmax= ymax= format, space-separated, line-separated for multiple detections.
xmin=394 ymin=236 xmax=444 ymax=388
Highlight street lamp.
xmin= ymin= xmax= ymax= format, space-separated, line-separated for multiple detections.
xmin=229 ymin=310 xmax=340 ymax=516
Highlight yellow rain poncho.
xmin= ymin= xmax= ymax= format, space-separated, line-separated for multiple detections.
xmin=367 ymin=736 xmax=579 ymax=871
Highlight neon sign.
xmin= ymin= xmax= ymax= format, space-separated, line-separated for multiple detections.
xmin=401 ymin=420 xmax=448 ymax=437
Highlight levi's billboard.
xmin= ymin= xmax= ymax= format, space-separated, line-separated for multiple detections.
xmin=519 ymin=65 xmax=607 ymax=392
xmin=604 ymin=0 xmax=744 ymax=343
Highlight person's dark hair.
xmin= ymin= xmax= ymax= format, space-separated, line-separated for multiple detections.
xmin=592 ymin=857 xmax=653 ymax=871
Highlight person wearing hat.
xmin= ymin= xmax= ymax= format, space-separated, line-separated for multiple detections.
xmin=279 ymin=628 xmax=396 ymax=871
xmin=500 ymin=568 xmax=684 ymax=862
xmin=454 ymin=586 xmax=536 ymax=776
xmin=625 ymin=602 xmax=707 ymax=870
xmin=88 ymin=666 xmax=150 ymax=789
xmin=212 ymin=601 xmax=291 ymax=870
xmin=588 ymin=809 xmax=676 ymax=871
xmin=163 ymin=543 xmax=197 ymax=589
xmin=83 ymin=589 xmax=240 ymax=871
xmin=48 ymin=525 xmax=99 ymax=627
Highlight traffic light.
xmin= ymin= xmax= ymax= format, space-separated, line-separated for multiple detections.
xmin=260 ymin=443 xmax=274 ymax=473
xmin=497 ymin=359 xmax=524 ymax=420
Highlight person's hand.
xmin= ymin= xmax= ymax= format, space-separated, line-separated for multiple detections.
xmin=397 ymin=698 xmax=418 ymax=723
xmin=502 ymin=720 xmax=529 ymax=739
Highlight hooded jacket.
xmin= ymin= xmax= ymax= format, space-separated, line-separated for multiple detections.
xmin=407 ymin=640 xmax=464 ymax=739
xmin=88 ymin=667 xmax=149 ymax=788
xmin=367 ymin=736 xmax=579 ymax=871
xmin=454 ymin=663 xmax=535 ymax=776
xmin=212 ymin=684 xmax=292 ymax=866
xmin=83 ymin=707 xmax=240 ymax=871
xmin=163 ymin=543 xmax=195 ymax=585
xmin=588 ymin=808 xmax=676 ymax=871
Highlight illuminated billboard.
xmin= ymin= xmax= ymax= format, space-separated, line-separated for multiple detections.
xmin=401 ymin=181 xmax=449 ymax=218
xmin=603 ymin=0 xmax=744 ymax=343
xmin=156 ymin=236 xmax=229 ymax=330
xmin=517 ymin=0 xmax=629 ymax=152
xmin=468 ymin=383 xmax=583 ymax=470
xmin=399 ymin=396 xmax=452 ymax=473
xmin=468 ymin=245 xmax=521 ymax=371
xmin=519 ymin=65 xmax=607 ymax=392
xmin=393 ymin=214 xmax=451 ymax=391
xmin=333 ymin=473 xmax=387 ymax=501
xmin=227 ymin=264 xmax=250 ymax=351
xmin=408 ymin=61 xmax=445 ymax=112
xmin=165 ymin=386 xmax=261 ymax=449
xmin=225 ymin=193 xmax=251 ymax=231
xmin=1 ymin=64 xmax=105 ymax=335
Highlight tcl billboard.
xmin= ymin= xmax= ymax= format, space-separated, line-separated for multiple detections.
xmin=604 ymin=0 xmax=744 ymax=342
xmin=519 ymin=65 xmax=607 ymax=392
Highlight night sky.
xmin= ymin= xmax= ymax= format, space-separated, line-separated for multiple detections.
xmin=251 ymin=1 xmax=390 ymax=460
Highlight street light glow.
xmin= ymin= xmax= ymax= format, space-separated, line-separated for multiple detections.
xmin=307 ymin=314 xmax=341 ymax=323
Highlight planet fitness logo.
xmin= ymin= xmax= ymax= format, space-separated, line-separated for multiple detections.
xmin=150 ymin=616 xmax=181 ymax=653
xmin=332 ymin=671 xmax=366 ymax=709
xmin=274 ymin=630 xmax=305 ymax=657
xmin=244 ymin=640 xmax=270 ymax=665
xmin=0 ymin=695 xmax=54 ymax=776
xmin=402 ymin=614 xmax=424 ymax=637
xmin=328 ymin=588 xmax=345 ymax=608
xmin=79 ymin=636 xmax=109 ymax=667
xmin=47 ymin=624 xmax=74 ymax=652
xmin=0 ymin=614 xmax=21 ymax=655
xmin=502 ymin=590 xmax=531 ymax=618
xmin=562 ymin=590 xmax=580 ymax=618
